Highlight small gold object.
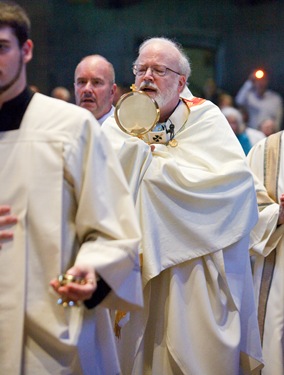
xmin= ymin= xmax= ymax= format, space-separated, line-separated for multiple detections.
xmin=57 ymin=274 xmax=85 ymax=285
xmin=130 ymin=83 xmax=138 ymax=92
xmin=57 ymin=273 xmax=85 ymax=307
xmin=169 ymin=139 xmax=178 ymax=147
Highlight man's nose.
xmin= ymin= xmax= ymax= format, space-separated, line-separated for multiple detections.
xmin=84 ymin=81 xmax=94 ymax=91
xmin=143 ymin=67 xmax=154 ymax=80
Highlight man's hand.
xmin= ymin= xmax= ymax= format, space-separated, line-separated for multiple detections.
xmin=278 ymin=194 xmax=284 ymax=225
xmin=0 ymin=205 xmax=17 ymax=249
xmin=50 ymin=265 xmax=98 ymax=303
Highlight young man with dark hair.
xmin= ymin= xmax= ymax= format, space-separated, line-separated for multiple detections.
xmin=0 ymin=1 xmax=142 ymax=374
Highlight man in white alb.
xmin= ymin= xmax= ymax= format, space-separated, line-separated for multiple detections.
xmin=0 ymin=2 xmax=142 ymax=374
xmin=102 ymin=37 xmax=263 ymax=375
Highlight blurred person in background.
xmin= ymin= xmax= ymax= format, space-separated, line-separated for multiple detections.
xmin=258 ymin=117 xmax=277 ymax=137
xmin=29 ymin=84 xmax=39 ymax=93
xmin=201 ymin=77 xmax=223 ymax=105
xmin=222 ymin=106 xmax=265 ymax=154
xmin=235 ymin=69 xmax=283 ymax=131
xmin=51 ymin=85 xmax=71 ymax=102
xmin=218 ymin=92 xmax=234 ymax=109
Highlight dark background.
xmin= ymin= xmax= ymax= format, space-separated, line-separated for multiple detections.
xmin=16 ymin=0 xmax=284 ymax=102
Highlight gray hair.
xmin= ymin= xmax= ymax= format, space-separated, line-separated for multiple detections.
xmin=135 ymin=37 xmax=191 ymax=80
xmin=221 ymin=106 xmax=246 ymax=132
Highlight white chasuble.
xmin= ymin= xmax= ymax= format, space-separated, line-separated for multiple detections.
xmin=102 ymin=98 xmax=263 ymax=374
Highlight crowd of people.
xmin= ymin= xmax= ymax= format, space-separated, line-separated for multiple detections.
xmin=1 ymin=1 xmax=284 ymax=374
xmin=202 ymin=72 xmax=283 ymax=155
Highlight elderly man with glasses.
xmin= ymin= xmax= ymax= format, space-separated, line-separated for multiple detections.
xmin=102 ymin=37 xmax=263 ymax=375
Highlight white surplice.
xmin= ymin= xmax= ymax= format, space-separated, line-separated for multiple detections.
xmin=102 ymin=98 xmax=263 ymax=375
xmin=247 ymin=133 xmax=284 ymax=375
xmin=0 ymin=93 xmax=143 ymax=375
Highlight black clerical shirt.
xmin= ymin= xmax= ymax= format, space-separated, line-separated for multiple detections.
xmin=0 ymin=87 xmax=34 ymax=131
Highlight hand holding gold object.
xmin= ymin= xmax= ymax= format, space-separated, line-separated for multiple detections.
xmin=56 ymin=273 xmax=86 ymax=307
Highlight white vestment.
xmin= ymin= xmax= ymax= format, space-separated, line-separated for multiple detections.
xmin=98 ymin=105 xmax=115 ymax=126
xmin=0 ymin=93 xmax=143 ymax=375
xmin=247 ymin=132 xmax=284 ymax=375
xmin=102 ymin=98 xmax=263 ymax=374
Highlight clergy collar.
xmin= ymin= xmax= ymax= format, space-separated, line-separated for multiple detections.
xmin=149 ymin=99 xmax=189 ymax=133
xmin=0 ymin=87 xmax=35 ymax=131
xmin=98 ymin=105 xmax=115 ymax=125
xmin=144 ymin=100 xmax=190 ymax=145
xmin=165 ymin=99 xmax=190 ymax=135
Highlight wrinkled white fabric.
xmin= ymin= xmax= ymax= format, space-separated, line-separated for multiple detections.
xmin=0 ymin=93 xmax=142 ymax=375
xmin=103 ymin=98 xmax=263 ymax=374
xmin=248 ymin=133 xmax=284 ymax=375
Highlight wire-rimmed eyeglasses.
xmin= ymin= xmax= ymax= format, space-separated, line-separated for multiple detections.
xmin=133 ymin=64 xmax=181 ymax=77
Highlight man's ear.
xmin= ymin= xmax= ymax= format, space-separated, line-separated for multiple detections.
xmin=111 ymin=83 xmax=117 ymax=97
xmin=21 ymin=39 xmax=33 ymax=64
xmin=178 ymin=75 xmax=186 ymax=94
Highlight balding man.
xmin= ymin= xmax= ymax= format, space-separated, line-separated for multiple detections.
xmin=74 ymin=55 xmax=117 ymax=125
